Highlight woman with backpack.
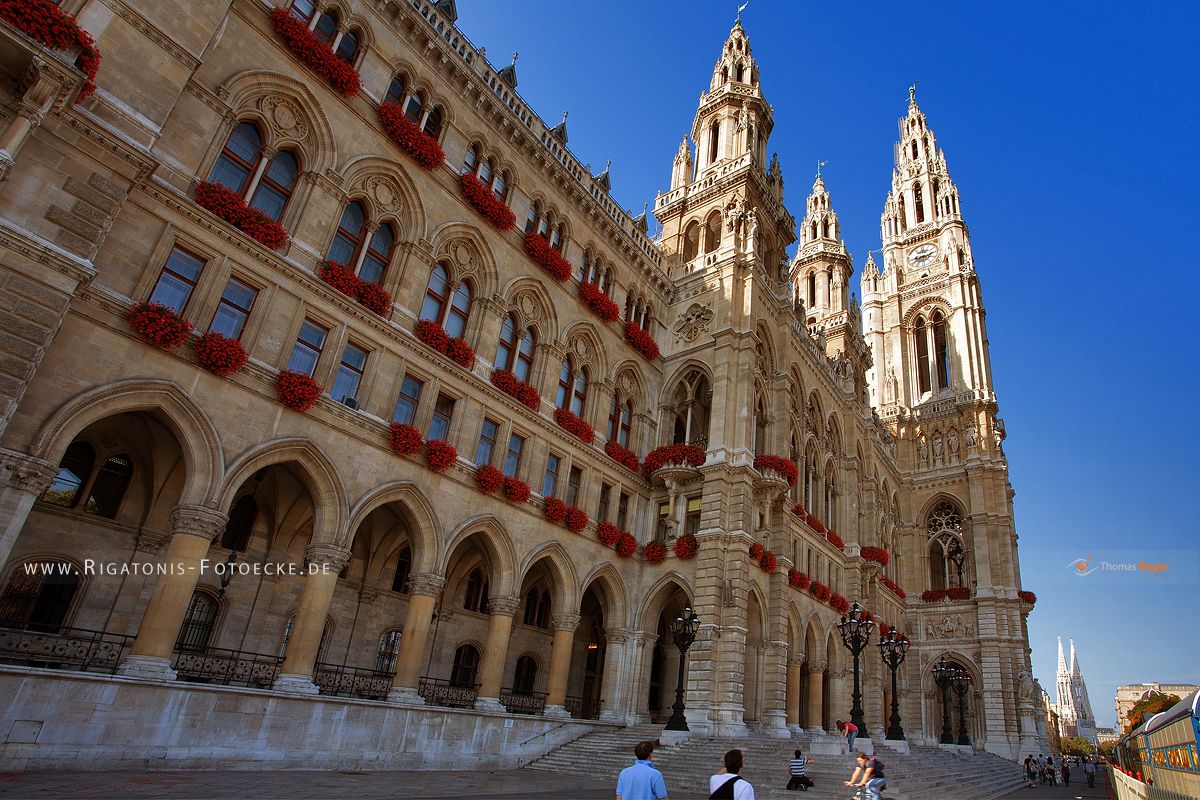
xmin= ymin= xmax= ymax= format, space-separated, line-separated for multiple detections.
xmin=709 ymin=748 xmax=755 ymax=800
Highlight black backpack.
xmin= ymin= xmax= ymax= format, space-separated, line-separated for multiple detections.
xmin=869 ymin=758 xmax=885 ymax=774
xmin=710 ymin=774 xmax=742 ymax=799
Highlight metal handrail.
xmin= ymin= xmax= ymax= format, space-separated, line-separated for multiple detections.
xmin=171 ymin=644 xmax=283 ymax=688
xmin=564 ymin=694 xmax=602 ymax=720
xmin=499 ymin=686 xmax=548 ymax=715
xmin=0 ymin=625 xmax=134 ymax=675
xmin=418 ymin=675 xmax=479 ymax=709
xmin=313 ymin=661 xmax=394 ymax=701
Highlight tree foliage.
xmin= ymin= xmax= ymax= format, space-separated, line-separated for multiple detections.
xmin=1126 ymin=693 xmax=1180 ymax=733
xmin=1059 ymin=736 xmax=1095 ymax=757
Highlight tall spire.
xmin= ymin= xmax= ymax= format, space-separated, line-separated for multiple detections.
xmin=1069 ymin=639 xmax=1079 ymax=677
xmin=1056 ymin=636 xmax=1068 ymax=676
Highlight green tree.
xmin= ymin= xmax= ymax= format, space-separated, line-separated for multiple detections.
xmin=1059 ymin=736 xmax=1094 ymax=758
xmin=1126 ymin=693 xmax=1180 ymax=733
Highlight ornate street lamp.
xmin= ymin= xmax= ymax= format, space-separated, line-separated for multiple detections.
xmin=932 ymin=655 xmax=956 ymax=744
xmin=218 ymin=549 xmax=238 ymax=597
xmin=951 ymin=668 xmax=972 ymax=745
xmin=877 ymin=628 xmax=909 ymax=740
xmin=664 ymin=606 xmax=701 ymax=732
xmin=836 ymin=601 xmax=874 ymax=735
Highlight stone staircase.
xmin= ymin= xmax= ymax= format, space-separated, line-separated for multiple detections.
xmin=526 ymin=726 xmax=1028 ymax=800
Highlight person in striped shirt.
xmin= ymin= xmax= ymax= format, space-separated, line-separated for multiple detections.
xmin=786 ymin=749 xmax=814 ymax=791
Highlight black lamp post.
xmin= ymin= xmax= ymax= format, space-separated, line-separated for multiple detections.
xmin=951 ymin=668 xmax=972 ymax=745
xmin=932 ymin=655 xmax=956 ymax=744
xmin=836 ymin=601 xmax=874 ymax=735
xmin=218 ymin=549 xmax=238 ymax=597
xmin=877 ymin=628 xmax=909 ymax=740
xmin=664 ymin=606 xmax=701 ymax=732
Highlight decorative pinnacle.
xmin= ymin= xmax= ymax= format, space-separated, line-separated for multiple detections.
xmin=736 ymin=1 xmax=749 ymax=24
xmin=909 ymin=81 xmax=918 ymax=104
xmin=816 ymin=160 xmax=827 ymax=179
xmin=511 ymin=51 xmax=519 ymax=65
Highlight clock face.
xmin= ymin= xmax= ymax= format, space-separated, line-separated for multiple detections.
xmin=908 ymin=244 xmax=938 ymax=268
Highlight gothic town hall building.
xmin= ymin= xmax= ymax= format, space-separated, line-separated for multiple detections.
xmin=0 ymin=0 xmax=1043 ymax=768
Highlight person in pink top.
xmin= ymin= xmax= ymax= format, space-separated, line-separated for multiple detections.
xmin=837 ymin=719 xmax=859 ymax=751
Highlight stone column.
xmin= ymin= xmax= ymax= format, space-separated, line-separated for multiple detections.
xmin=806 ymin=661 xmax=826 ymax=732
xmin=273 ymin=544 xmax=352 ymax=694
xmin=0 ymin=450 xmax=58 ymax=569
xmin=475 ymin=595 xmax=519 ymax=712
xmin=544 ymin=611 xmax=581 ymax=718
xmin=119 ymin=505 xmax=228 ymax=679
xmin=628 ymin=631 xmax=658 ymax=723
xmin=387 ymin=573 xmax=445 ymax=704
xmin=599 ymin=628 xmax=630 ymax=723
xmin=786 ymin=656 xmax=805 ymax=733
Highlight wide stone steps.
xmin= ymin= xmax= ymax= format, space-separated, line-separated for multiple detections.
xmin=526 ymin=727 xmax=1028 ymax=800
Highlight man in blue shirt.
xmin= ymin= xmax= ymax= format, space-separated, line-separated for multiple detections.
xmin=616 ymin=740 xmax=669 ymax=800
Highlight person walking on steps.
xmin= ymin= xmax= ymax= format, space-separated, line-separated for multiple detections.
xmin=615 ymin=740 xmax=669 ymax=800
xmin=844 ymin=752 xmax=886 ymax=800
xmin=786 ymin=748 xmax=814 ymax=791
xmin=1083 ymin=757 xmax=1097 ymax=788
xmin=1061 ymin=758 xmax=1071 ymax=786
xmin=1024 ymin=754 xmax=1038 ymax=789
xmin=837 ymin=719 xmax=859 ymax=752
xmin=709 ymin=748 xmax=755 ymax=800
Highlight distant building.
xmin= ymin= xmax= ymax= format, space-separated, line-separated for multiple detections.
xmin=1116 ymin=683 xmax=1200 ymax=732
xmin=1054 ymin=637 xmax=1097 ymax=743
xmin=1096 ymin=728 xmax=1119 ymax=745
xmin=1040 ymin=682 xmax=1063 ymax=755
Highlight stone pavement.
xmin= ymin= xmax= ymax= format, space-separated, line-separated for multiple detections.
xmin=0 ymin=768 xmax=702 ymax=800
xmin=998 ymin=766 xmax=1111 ymax=798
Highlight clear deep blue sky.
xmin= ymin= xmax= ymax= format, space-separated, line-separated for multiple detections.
xmin=450 ymin=2 xmax=1199 ymax=727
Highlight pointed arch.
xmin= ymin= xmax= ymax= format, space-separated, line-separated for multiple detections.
xmin=219 ymin=437 xmax=347 ymax=546
xmin=634 ymin=572 xmax=693 ymax=631
xmin=428 ymin=222 xmax=498 ymax=298
xmin=562 ymin=321 xmax=608 ymax=379
xmin=441 ymin=515 xmax=518 ymax=597
xmin=345 ymin=480 xmax=443 ymax=574
xmin=220 ymin=71 xmax=337 ymax=173
xmin=754 ymin=321 xmax=777 ymax=375
xmin=340 ymin=155 xmax=427 ymax=240
xmin=579 ymin=563 xmax=629 ymax=627
xmin=30 ymin=378 xmax=222 ymax=507
xmin=517 ymin=541 xmax=580 ymax=613
xmin=609 ymin=359 xmax=648 ymax=401
xmin=499 ymin=277 xmax=559 ymax=342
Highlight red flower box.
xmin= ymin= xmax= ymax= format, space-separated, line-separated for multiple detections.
xmin=553 ymin=407 xmax=594 ymax=443
xmin=827 ymin=531 xmax=844 ymax=549
xmin=643 ymin=540 xmax=667 ymax=564
xmin=414 ymin=320 xmax=475 ymax=369
xmin=880 ymin=576 xmax=906 ymax=600
xmin=830 ymin=593 xmax=850 ymax=614
xmin=673 ymin=533 xmax=699 ymax=559
xmin=126 ymin=302 xmax=191 ymax=350
xmin=0 ymin=0 xmax=101 ymax=101
xmin=642 ymin=443 xmax=705 ymax=478
xmin=318 ymin=260 xmax=391 ymax=316
xmin=194 ymin=331 xmax=247 ymax=376
xmin=388 ymin=423 xmax=423 ymax=455
xmin=275 ymin=370 xmax=322 ymax=412
xmin=921 ymin=588 xmax=946 ymax=603
xmin=425 ymin=439 xmax=457 ymax=472
xmin=1018 ymin=590 xmax=1037 ymax=605
xmin=444 ymin=337 xmax=475 ymax=369
xmin=624 ymin=320 xmax=660 ymax=360
xmin=523 ymin=232 xmax=572 ymax=282
xmin=597 ymin=521 xmax=620 ymax=548
xmin=809 ymin=581 xmax=831 ymax=602
xmin=946 ymin=586 xmax=971 ymax=601
xmin=356 ymin=279 xmax=392 ymax=316
xmin=749 ymin=542 xmax=764 ymax=561
xmin=543 ymin=497 xmax=568 ymax=524
xmin=194 ymin=181 xmax=289 ymax=249
xmin=459 ymin=173 xmax=516 ymax=231
xmin=879 ymin=622 xmax=891 ymax=636
xmin=502 ymin=477 xmax=531 ymax=504
xmin=760 ymin=551 xmax=777 ymax=573
xmin=378 ymin=102 xmax=445 ymax=170
xmin=860 ymin=546 xmax=890 ymax=567
xmin=578 ymin=281 xmax=619 ymax=323
xmin=565 ymin=506 xmax=589 ymax=533
xmin=788 ymin=568 xmax=811 ymax=590
xmin=269 ymin=8 xmax=360 ymax=97
xmin=475 ymin=464 xmax=503 ymax=494
xmin=491 ymin=369 xmax=540 ymax=411
xmin=604 ymin=441 xmax=639 ymax=474
xmin=615 ymin=531 xmax=638 ymax=559
xmin=753 ymin=454 xmax=798 ymax=485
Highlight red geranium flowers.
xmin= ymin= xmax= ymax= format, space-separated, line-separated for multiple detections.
xmin=275 ymin=370 xmax=322 ymax=412
xmin=578 ymin=282 xmax=619 ymax=323
xmin=524 ymin=232 xmax=572 ymax=282
xmin=414 ymin=320 xmax=475 ymax=369
xmin=317 ymin=260 xmax=392 ymax=316
xmin=194 ymin=332 xmax=247 ymax=377
xmin=388 ymin=423 xmax=423 ymax=455
xmin=269 ymin=8 xmax=360 ymax=97
xmin=194 ymin=182 xmax=289 ymax=250
xmin=553 ymin=407 xmax=594 ymax=443
xmin=604 ymin=441 xmax=640 ymax=474
xmin=624 ymin=320 xmax=660 ymax=361
xmin=642 ymin=444 xmax=705 ymax=478
xmin=491 ymin=369 xmax=540 ymax=411
xmin=378 ymin=102 xmax=445 ymax=170
xmin=753 ymin=454 xmax=798 ymax=485
xmin=460 ymin=173 xmax=516 ymax=231
xmin=0 ymin=0 xmax=101 ymax=101
xmin=860 ymin=546 xmax=890 ymax=567
xmin=126 ymin=302 xmax=191 ymax=350
xmin=673 ymin=533 xmax=699 ymax=560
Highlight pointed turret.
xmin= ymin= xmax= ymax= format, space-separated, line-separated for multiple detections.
xmin=790 ymin=172 xmax=851 ymax=324
xmin=1057 ymin=636 xmax=1069 ymax=677
xmin=1069 ymin=639 xmax=1079 ymax=676
xmin=670 ymin=135 xmax=692 ymax=191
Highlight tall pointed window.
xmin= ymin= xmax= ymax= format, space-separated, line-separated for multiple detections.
xmin=669 ymin=369 xmax=711 ymax=446
xmin=932 ymin=310 xmax=950 ymax=390
xmin=451 ymin=644 xmax=481 ymax=687
xmin=464 ymin=568 xmax=488 ymax=613
xmin=556 ymin=357 xmax=588 ymax=415
xmin=607 ymin=390 xmax=633 ymax=448
xmin=704 ymin=211 xmax=721 ymax=253
xmin=913 ymin=182 xmax=925 ymax=224
xmin=494 ymin=314 xmax=536 ymax=382
xmin=914 ymin=315 xmax=932 ymax=396
xmin=914 ymin=311 xmax=951 ymax=396
xmin=708 ymin=121 xmax=720 ymax=164
xmin=420 ymin=264 xmax=472 ymax=338
xmin=683 ymin=222 xmax=700 ymax=261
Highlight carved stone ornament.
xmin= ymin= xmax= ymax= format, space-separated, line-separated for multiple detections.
xmin=571 ymin=335 xmax=593 ymax=364
xmin=3 ymin=452 xmax=57 ymax=495
xmin=304 ymin=543 xmax=351 ymax=573
xmin=260 ymin=97 xmax=309 ymax=141
xmin=618 ymin=371 xmax=638 ymax=397
xmin=925 ymin=614 xmax=975 ymax=639
xmin=169 ymin=505 xmax=229 ymax=541
xmin=551 ymin=612 xmax=582 ymax=632
xmin=673 ymin=303 xmax=714 ymax=343
xmin=487 ymin=596 xmax=521 ymax=617
xmin=407 ymin=573 xmax=447 ymax=597
xmin=366 ymin=176 xmax=404 ymax=214
xmin=514 ymin=291 xmax=540 ymax=324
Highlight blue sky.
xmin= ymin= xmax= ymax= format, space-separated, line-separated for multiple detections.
xmin=451 ymin=2 xmax=1200 ymax=727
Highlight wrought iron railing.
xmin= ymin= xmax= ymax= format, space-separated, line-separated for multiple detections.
xmin=171 ymin=645 xmax=283 ymax=689
xmin=314 ymin=662 xmax=393 ymax=701
xmin=418 ymin=676 xmax=479 ymax=709
xmin=564 ymin=694 xmax=602 ymax=720
xmin=0 ymin=625 xmax=134 ymax=674
xmin=500 ymin=687 xmax=547 ymax=715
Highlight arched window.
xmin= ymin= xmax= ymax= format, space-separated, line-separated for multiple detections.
xmin=0 ymin=559 xmax=81 ymax=633
xmin=385 ymin=74 xmax=407 ymax=106
xmin=376 ymin=629 xmax=402 ymax=674
xmin=404 ymin=91 xmax=424 ymax=123
xmin=927 ymin=501 xmax=966 ymax=590
xmin=477 ymin=158 xmax=492 ymax=185
xmin=494 ymin=314 xmax=536 ymax=382
xmin=537 ymin=210 xmax=550 ymax=238
xmin=683 ymin=221 xmax=700 ymax=261
xmin=753 ymin=393 xmax=767 ymax=456
xmin=513 ymin=654 xmax=538 ymax=694
xmin=914 ymin=315 xmax=932 ymax=396
xmin=248 ymin=151 xmax=298 ymax=222
xmin=708 ymin=120 xmax=720 ymax=164
xmin=360 ymin=222 xmax=395 ymax=284
xmin=735 ymin=62 xmax=745 ymax=82
xmin=825 ymin=464 xmax=837 ymax=530
xmin=327 ymin=200 xmax=367 ymax=268
xmin=175 ymin=591 xmax=218 ymax=652
xmin=41 ymin=441 xmax=94 ymax=509
xmin=209 ymin=122 xmax=261 ymax=195
xmin=450 ymin=644 xmax=481 ymax=687
xmin=289 ymin=0 xmax=317 ymax=24
xmin=335 ymin=29 xmax=359 ymax=64
xmin=803 ymin=448 xmax=818 ymax=511
xmin=704 ymin=211 xmax=721 ymax=253
xmin=463 ymin=568 xmax=488 ymax=613
xmin=914 ymin=183 xmax=925 ymax=224
xmin=221 ymin=494 xmax=257 ymax=552
xmin=608 ymin=390 xmax=633 ymax=448
xmin=85 ymin=453 xmax=131 ymax=518
xmin=601 ymin=268 xmax=612 ymax=294
xmin=932 ymin=310 xmax=950 ymax=390
xmin=525 ymin=201 xmax=539 ymax=234
xmin=420 ymin=264 xmax=472 ymax=338
xmin=669 ymin=369 xmax=711 ymax=446
xmin=423 ymin=107 xmax=443 ymax=139
xmin=556 ymin=358 xmax=588 ymax=415
xmin=41 ymin=442 xmax=131 ymax=518
xmin=391 ymin=545 xmax=411 ymax=593
xmin=549 ymin=223 xmax=564 ymax=252
xmin=491 ymin=170 xmax=507 ymax=202
xmin=911 ymin=140 xmax=919 ymax=160
xmin=914 ymin=311 xmax=951 ymax=396
xmin=313 ymin=9 xmax=338 ymax=45
xmin=464 ymin=144 xmax=479 ymax=175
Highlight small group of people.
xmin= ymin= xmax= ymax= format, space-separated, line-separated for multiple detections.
xmin=615 ymin=741 xmax=885 ymax=800
xmin=1023 ymin=753 xmax=1097 ymax=789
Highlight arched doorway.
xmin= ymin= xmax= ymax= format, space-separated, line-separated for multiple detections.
xmin=743 ymin=590 xmax=766 ymax=725
xmin=639 ymin=579 xmax=692 ymax=723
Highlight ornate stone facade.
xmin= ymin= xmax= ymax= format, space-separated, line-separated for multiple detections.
xmin=0 ymin=2 xmax=1036 ymax=764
